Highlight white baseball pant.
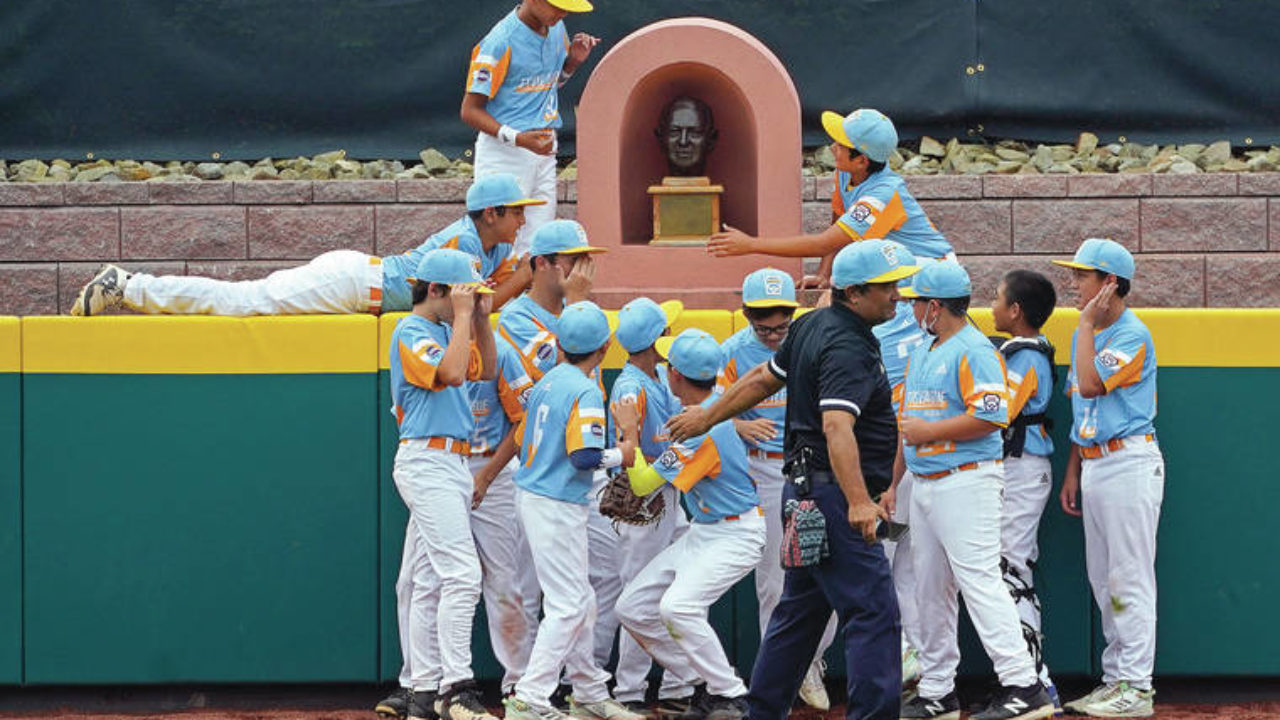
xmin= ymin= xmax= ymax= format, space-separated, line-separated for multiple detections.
xmin=474 ymin=132 xmax=558 ymax=258
xmin=616 ymin=512 xmax=766 ymax=699
xmin=1001 ymin=453 xmax=1055 ymax=685
xmin=469 ymin=456 xmax=539 ymax=694
xmin=1081 ymin=439 xmax=1163 ymax=689
xmin=123 ymin=249 xmax=382 ymax=316
xmin=587 ymin=470 xmax=623 ymax=668
xmin=751 ymin=455 xmax=837 ymax=672
xmin=613 ymin=483 xmax=693 ymax=703
xmin=886 ymin=470 xmax=922 ymax=654
xmin=910 ymin=464 xmax=1038 ymax=699
xmin=515 ymin=488 xmax=612 ymax=708
xmin=392 ymin=443 xmax=483 ymax=693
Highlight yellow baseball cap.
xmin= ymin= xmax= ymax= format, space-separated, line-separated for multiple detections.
xmin=547 ymin=0 xmax=594 ymax=11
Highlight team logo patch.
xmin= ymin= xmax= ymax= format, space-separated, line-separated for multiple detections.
xmin=1098 ymin=350 xmax=1120 ymax=368
xmin=589 ymin=422 xmax=605 ymax=438
xmin=536 ymin=343 xmax=555 ymax=362
xmin=851 ymin=204 xmax=873 ymax=224
xmin=473 ymin=67 xmax=491 ymax=85
xmin=425 ymin=344 xmax=444 ymax=362
xmin=981 ymin=392 xmax=1001 ymax=412
xmin=518 ymin=386 xmax=532 ymax=404
xmin=881 ymin=243 xmax=899 ymax=266
xmin=658 ymin=448 xmax=679 ymax=469
xmin=471 ymin=258 xmax=482 ymax=275
xmin=575 ymin=224 xmax=589 ymax=245
xmin=764 ymin=274 xmax=784 ymax=296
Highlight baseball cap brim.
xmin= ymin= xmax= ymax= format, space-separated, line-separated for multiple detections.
xmin=501 ymin=197 xmax=547 ymax=208
xmin=898 ymin=286 xmax=921 ymax=299
xmin=655 ymin=336 xmax=674 ymax=359
xmin=555 ymin=245 xmax=609 ymax=255
xmin=743 ymin=297 xmax=800 ymax=309
xmin=822 ymin=111 xmax=854 ymax=149
xmin=869 ymin=265 xmax=920 ymax=285
xmin=1051 ymin=259 xmax=1097 ymax=271
xmin=659 ymin=300 xmax=684 ymax=327
xmin=547 ymin=0 xmax=593 ymax=11
xmin=404 ymin=278 xmax=494 ymax=294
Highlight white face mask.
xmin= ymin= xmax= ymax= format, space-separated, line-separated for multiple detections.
xmin=917 ymin=301 xmax=939 ymax=335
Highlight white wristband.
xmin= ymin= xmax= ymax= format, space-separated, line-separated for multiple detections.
xmin=557 ymin=69 xmax=573 ymax=87
xmin=497 ymin=125 xmax=519 ymax=147
xmin=599 ymin=447 xmax=623 ymax=469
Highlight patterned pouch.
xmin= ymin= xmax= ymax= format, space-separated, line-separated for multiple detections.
xmin=781 ymin=498 xmax=829 ymax=568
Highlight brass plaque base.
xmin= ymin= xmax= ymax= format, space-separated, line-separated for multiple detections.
xmin=648 ymin=176 xmax=723 ymax=245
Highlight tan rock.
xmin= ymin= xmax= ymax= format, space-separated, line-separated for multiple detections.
xmin=994 ymin=161 xmax=1022 ymax=174
xmin=314 ymin=150 xmax=347 ymax=164
xmin=919 ymin=136 xmax=946 ymax=157
xmin=1223 ymin=158 xmax=1250 ymax=172
xmin=1176 ymin=143 xmax=1205 ymax=163
xmin=995 ymin=147 xmax=1030 ymax=162
xmin=1049 ymin=145 xmax=1075 ymax=162
xmin=1200 ymin=140 xmax=1232 ymax=167
xmin=1076 ymin=132 xmax=1099 ymax=155
xmin=1168 ymin=158 xmax=1200 ymax=174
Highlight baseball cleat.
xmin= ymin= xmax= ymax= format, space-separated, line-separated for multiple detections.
xmin=620 ymin=701 xmax=656 ymax=720
xmin=69 ymin=263 xmax=131 ymax=316
xmin=1063 ymin=685 xmax=1111 ymax=714
xmin=407 ymin=689 xmax=441 ymax=720
xmin=703 ymin=695 xmax=748 ymax=720
xmin=1075 ymin=682 xmax=1154 ymax=718
xmin=439 ymin=681 xmax=497 ymax=720
xmin=568 ymin=697 xmax=648 ymax=720
xmin=505 ymin=696 xmax=569 ymax=720
xmin=798 ymin=660 xmax=831 ymax=711
xmin=970 ymin=683 xmax=1055 ymax=720
xmin=899 ymin=691 xmax=960 ymax=720
xmin=656 ymin=684 xmax=706 ymax=720
xmin=375 ymin=687 xmax=412 ymax=719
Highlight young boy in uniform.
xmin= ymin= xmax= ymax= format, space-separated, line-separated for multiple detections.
xmin=507 ymin=301 xmax=644 ymax=720
xmin=894 ymin=262 xmax=1053 ymax=720
xmin=386 ymin=248 xmax=497 ymax=720
xmin=1053 ymin=239 xmax=1163 ymax=718
xmin=608 ymin=297 xmax=699 ymax=716
xmin=616 ymin=329 xmax=765 ymax=720
xmin=718 ymin=268 xmax=834 ymax=711
xmin=990 ymin=270 xmax=1062 ymax=710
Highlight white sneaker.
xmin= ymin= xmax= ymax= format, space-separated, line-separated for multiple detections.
xmin=902 ymin=646 xmax=922 ymax=690
xmin=1063 ymin=684 xmax=1110 ymax=714
xmin=70 ymin=264 xmax=131 ymax=316
xmin=798 ymin=660 xmax=830 ymax=711
xmin=506 ymin=697 xmax=569 ymax=720
xmin=569 ymin=697 xmax=647 ymax=720
xmin=1078 ymin=682 xmax=1154 ymax=718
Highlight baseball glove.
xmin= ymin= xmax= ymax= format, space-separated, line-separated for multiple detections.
xmin=598 ymin=470 xmax=666 ymax=529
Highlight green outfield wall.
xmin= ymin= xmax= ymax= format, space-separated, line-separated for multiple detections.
xmin=0 ymin=309 xmax=1276 ymax=685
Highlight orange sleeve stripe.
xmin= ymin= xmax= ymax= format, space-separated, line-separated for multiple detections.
xmin=958 ymin=355 xmax=976 ymax=400
xmin=465 ymin=344 xmax=484 ymax=382
xmin=671 ymin=436 xmax=723 ymax=492
xmin=718 ymin=357 xmax=739 ymax=391
xmin=490 ymin=47 xmax=512 ymax=98
xmin=1102 ymin=344 xmax=1146 ymax=392
xmin=497 ymin=376 xmax=526 ymax=424
xmin=862 ymin=192 xmax=908 ymax=239
xmin=490 ymin=256 xmax=519 ymax=285
xmin=399 ymin=340 xmax=445 ymax=390
xmin=498 ymin=323 xmax=547 ymax=384
xmin=1008 ymin=365 xmax=1038 ymax=420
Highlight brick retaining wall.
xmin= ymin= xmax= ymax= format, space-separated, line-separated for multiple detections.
xmin=2 ymin=174 xmax=1278 ymax=315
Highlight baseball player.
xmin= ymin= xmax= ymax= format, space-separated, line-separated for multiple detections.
xmin=708 ymin=108 xmax=960 ymax=687
xmin=71 ymin=173 xmax=541 ymax=317
xmin=615 ymin=328 xmax=765 ymax=720
xmin=717 ymin=268 xmax=834 ymax=711
xmin=893 ymin=262 xmax=1052 ymax=720
xmin=607 ymin=298 xmax=698 ymax=717
xmin=386 ymin=248 xmax=497 ymax=720
xmin=462 ymin=0 xmax=600 ymax=263
xmin=506 ymin=301 xmax=644 ymax=720
xmin=990 ymin=270 xmax=1062 ymax=710
xmin=1053 ymin=239 xmax=1162 ymax=718
xmin=471 ymin=219 xmax=625 ymax=670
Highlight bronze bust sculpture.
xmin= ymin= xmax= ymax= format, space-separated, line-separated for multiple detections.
xmin=656 ymin=96 xmax=718 ymax=177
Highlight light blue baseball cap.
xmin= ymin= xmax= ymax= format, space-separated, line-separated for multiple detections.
xmin=558 ymin=300 xmax=611 ymax=354
xmin=407 ymin=248 xmax=494 ymax=293
xmin=530 ymin=219 xmax=608 ymax=257
xmin=821 ymin=108 xmax=899 ymax=163
xmin=466 ymin=173 xmax=546 ymax=212
xmin=832 ymin=239 xmax=920 ymax=289
xmin=900 ymin=261 xmax=971 ymax=299
xmin=1052 ymin=237 xmax=1135 ymax=280
xmin=615 ymin=298 xmax=684 ymax=354
xmin=742 ymin=268 xmax=800 ymax=309
xmin=656 ymin=328 xmax=723 ymax=382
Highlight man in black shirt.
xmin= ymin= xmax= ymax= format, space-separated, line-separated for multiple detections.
xmin=669 ymin=239 xmax=918 ymax=720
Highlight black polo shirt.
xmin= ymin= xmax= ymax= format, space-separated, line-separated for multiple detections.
xmin=767 ymin=301 xmax=897 ymax=495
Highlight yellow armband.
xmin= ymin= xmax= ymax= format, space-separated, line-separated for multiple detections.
xmin=626 ymin=453 xmax=666 ymax=496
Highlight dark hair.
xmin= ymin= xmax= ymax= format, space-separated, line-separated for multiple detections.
xmin=1093 ymin=270 xmax=1132 ymax=298
xmin=850 ymin=148 xmax=886 ymax=174
xmin=743 ymin=305 xmax=796 ymax=322
xmin=467 ymin=206 xmax=510 ymax=223
xmin=530 ymin=253 xmax=558 ymax=272
xmin=564 ymin=349 xmax=595 ymax=364
xmin=410 ymin=280 xmax=431 ymax=305
xmin=1000 ymin=269 xmax=1057 ymax=329
xmin=938 ymin=296 xmax=970 ymax=316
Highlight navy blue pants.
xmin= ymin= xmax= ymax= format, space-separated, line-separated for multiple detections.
xmin=746 ymin=479 xmax=901 ymax=720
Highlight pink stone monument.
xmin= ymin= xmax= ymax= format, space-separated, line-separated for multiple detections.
xmin=576 ymin=18 xmax=804 ymax=308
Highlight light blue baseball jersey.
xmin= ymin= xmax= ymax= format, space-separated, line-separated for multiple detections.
xmin=832 ymin=167 xmax=954 ymax=260
xmin=381 ymin=215 xmax=516 ymax=313
xmin=498 ymin=294 xmax=561 ymax=384
xmin=468 ymin=334 xmax=533 ymax=454
xmin=718 ymin=327 xmax=787 ymax=455
xmin=1005 ymin=336 xmax=1055 ymax=457
xmin=873 ymin=302 xmax=929 ymax=399
xmin=467 ymin=10 xmax=569 ymax=130
xmin=1068 ymin=309 xmax=1157 ymax=446
xmin=651 ymin=396 xmax=759 ymax=524
xmin=901 ymin=324 xmax=1010 ymax=475
xmin=609 ymin=363 xmax=681 ymax=461
xmin=514 ymin=363 xmax=608 ymax=505
xmin=390 ymin=314 xmax=482 ymax=440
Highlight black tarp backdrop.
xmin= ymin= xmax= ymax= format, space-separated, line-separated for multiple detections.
xmin=0 ymin=0 xmax=1277 ymax=161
